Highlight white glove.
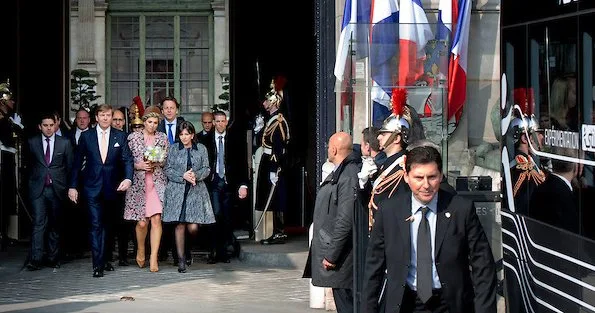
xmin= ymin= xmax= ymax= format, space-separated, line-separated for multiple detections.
xmin=358 ymin=157 xmax=378 ymax=188
xmin=9 ymin=113 xmax=24 ymax=129
xmin=269 ymin=172 xmax=278 ymax=186
xmin=254 ymin=114 xmax=265 ymax=133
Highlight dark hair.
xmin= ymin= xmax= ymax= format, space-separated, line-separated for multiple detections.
xmin=161 ymin=96 xmax=180 ymax=109
xmin=362 ymin=126 xmax=380 ymax=152
xmin=178 ymin=120 xmax=196 ymax=136
xmin=213 ymin=110 xmax=227 ymax=119
xmin=405 ymin=146 xmax=443 ymax=173
xmin=39 ymin=112 xmax=57 ymax=124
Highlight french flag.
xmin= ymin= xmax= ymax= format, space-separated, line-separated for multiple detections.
xmin=369 ymin=0 xmax=399 ymax=126
xmin=436 ymin=0 xmax=454 ymax=76
xmin=448 ymin=0 xmax=471 ymax=123
xmin=398 ymin=0 xmax=433 ymax=87
xmin=334 ymin=0 xmax=358 ymax=81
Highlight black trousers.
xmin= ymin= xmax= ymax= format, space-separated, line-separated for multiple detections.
xmin=0 ymin=151 xmax=16 ymax=248
xmin=401 ymin=286 xmax=449 ymax=313
xmin=211 ymin=175 xmax=232 ymax=260
xmin=30 ymin=186 xmax=62 ymax=263
xmin=332 ymin=288 xmax=354 ymax=313
xmin=105 ymin=194 xmax=129 ymax=262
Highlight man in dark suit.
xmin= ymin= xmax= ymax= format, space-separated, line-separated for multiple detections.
xmin=26 ymin=113 xmax=73 ymax=270
xmin=63 ymin=107 xmax=91 ymax=260
xmin=203 ymin=111 xmax=248 ymax=263
xmin=156 ymin=96 xmax=185 ymax=263
xmin=363 ymin=146 xmax=496 ymax=313
xmin=529 ymin=148 xmax=579 ymax=233
xmin=196 ymin=111 xmax=214 ymax=145
xmin=68 ymin=104 xmax=133 ymax=278
xmin=157 ymin=96 xmax=185 ymax=145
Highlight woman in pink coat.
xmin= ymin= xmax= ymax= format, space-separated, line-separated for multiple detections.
xmin=124 ymin=110 xmax=168 ymax=272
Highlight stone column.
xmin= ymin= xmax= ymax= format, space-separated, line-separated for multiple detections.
xmin=212 ymin=0 xmax=229 ymax=113
xmin=76 ymin=0 xmax=96 ymax=65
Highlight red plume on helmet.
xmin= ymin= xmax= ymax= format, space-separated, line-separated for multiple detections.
xmin=513 ymin=88 xmax=528 ymax=117
xmin=390 ymin=88 xmax=407 ymax=117
xmin=273 ymin=75 xmax=287 ymax=92
xmin=133 ymin=96 xmax=144 ymax=117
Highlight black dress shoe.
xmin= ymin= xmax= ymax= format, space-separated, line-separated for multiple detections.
xmin=260 ymin=233 xmax=287 ymax=245
xmin=206 ymin=252 xmax=217 ymax=264
xmin=186 ymin=257 xmax=193 ymax=266
xmin=118 ymin=259 xmax=129 ymax=266
xmin=26 ymin=261 xmax=42 ymax=271
xmin=93 ymin=268 xmax=104 ymax=278
xmin=47 ymin=260 xmax=61 ymax=269
xmin=104 ymin=263 xmax=115 ymax=271
xmin=219 ymin=257 xmax=231 ymax=264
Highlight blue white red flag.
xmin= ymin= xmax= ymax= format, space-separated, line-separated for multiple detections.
xmin=334 ymin=0 xmax=359 ymax=81
xmin=398 ymin=0 xmax=433 ymax=87
xmin=448 ymin=0 xmax=470 ymax=123
xmin=369 ymin=0 xmax=399 ymax=126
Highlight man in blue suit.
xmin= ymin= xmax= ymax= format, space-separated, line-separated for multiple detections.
xmin=68 ymin=104 xmax=134 ymax=278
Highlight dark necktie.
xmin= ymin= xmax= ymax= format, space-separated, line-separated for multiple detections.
xmin=44 ymin=137 xmax=52 ymax=186
xmin=417 ymin=206 xmax=433 ymax=303
xmin=167 ymin=123 xmax=175 ymax=144
xmin=217 ymin=135 xmax=224 ymax=178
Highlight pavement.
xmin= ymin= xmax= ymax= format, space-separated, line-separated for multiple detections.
xmin=0 ymin=234 xmax=315 ymax=313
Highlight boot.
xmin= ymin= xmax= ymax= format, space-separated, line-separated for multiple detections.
xmin=178 ymin=257 xmax=187 ymax=273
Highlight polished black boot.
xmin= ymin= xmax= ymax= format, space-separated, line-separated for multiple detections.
xmin=260 ymin=232 xmax=287 ymax=245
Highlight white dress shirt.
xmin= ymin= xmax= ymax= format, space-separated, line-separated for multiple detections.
xmin=42 ymin=134 xmax=56 ymax=164
xmin=75 ymin=127 xmax=88 ymax=144
xmin=96 ymin=126 xmax=111 ymax=159
xmin=407 ymin=193 xmax=442 ymax=290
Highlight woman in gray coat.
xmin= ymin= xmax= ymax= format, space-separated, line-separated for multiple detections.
xmin=163 ymin=121 xmax=215 ymax=272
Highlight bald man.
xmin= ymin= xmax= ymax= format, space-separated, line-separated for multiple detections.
xmin=309 ymin=132 xmax=360 ymax=313
xmin=197 ymin=112 xmax=214 ymax=146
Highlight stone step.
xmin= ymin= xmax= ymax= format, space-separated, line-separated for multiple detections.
xmin=237 ymin=233 xmax=309 ymax=270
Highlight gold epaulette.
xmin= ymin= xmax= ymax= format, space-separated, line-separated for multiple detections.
xmin=513 ymin=154 xmax=545 ymax=197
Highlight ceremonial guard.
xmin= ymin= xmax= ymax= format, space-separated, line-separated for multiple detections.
xmin=508 ymin=88 xmax=545 ymax=215
xmin=367 ymin=88 xmax=424 ymax=229
xmin=0 ymin=79 xmax=24 ymax=250
xmin=255 ymin=76 xmax=291 ymax=245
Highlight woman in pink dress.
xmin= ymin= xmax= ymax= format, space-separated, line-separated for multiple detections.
xmin=124 ymin=109 xmax=168 ymax=272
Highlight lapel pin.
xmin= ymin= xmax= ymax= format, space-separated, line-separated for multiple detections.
xmin=445 ymin=212 xmax=451 ymax=218
xmin=405 ymin=215 xmax=415 ymax=222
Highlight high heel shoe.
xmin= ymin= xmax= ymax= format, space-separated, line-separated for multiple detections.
xmin=178 ymin=258 xmax=187 ymax=273
xmin=149 ymin=255 xmax=159 ymax=272
xmin=136 ymin=250 xmax=146 ymax=268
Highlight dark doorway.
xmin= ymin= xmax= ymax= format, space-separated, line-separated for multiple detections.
xmin=230 ymin=0 xmax=317 ymax=233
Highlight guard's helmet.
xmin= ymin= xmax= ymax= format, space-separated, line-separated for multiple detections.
xmin=0 ymin=79 xmax=13 ymax=102
xmin=378 ymin=88 xmax=413 ymax=146
xmin=511 ymin=87 xmax=539 ymax=143
xmin=264 ymin=75 xmax=287 ymax=108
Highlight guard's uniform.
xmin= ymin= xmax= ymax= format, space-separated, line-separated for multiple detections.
xmin=511 ymin=152 xmax=545 ymax=215
xmin=368 ymin=151 xmax=407 ymax=228
xmin=255 ymin=111 xmax=290 ymax=213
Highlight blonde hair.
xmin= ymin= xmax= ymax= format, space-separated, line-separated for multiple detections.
xmin=549 ymin=75 xmax=575 ymax=129
xmin=142 ymin=111 xmax=161 ymax=122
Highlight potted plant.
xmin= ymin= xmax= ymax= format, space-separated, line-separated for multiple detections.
xmin=70 ymin=69 xmax=101 ymax=113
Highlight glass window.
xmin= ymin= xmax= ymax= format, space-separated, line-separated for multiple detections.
xmin=109 ymin=14 xmax=210 ymax=114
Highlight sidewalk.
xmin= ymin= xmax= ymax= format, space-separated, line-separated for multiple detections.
xmin=0 ymin=235 xmax=316 ymax=313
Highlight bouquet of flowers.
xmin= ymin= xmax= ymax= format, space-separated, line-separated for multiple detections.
xmin=144 ymin=145 xmax=166 ymax=163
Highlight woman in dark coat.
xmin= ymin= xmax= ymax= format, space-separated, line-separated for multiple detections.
xmin=163 ymin=121 xmax=215 ymax=272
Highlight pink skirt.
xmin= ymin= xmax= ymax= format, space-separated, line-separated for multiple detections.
xmin=145 ymin=171 xmax=163 ymax=217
